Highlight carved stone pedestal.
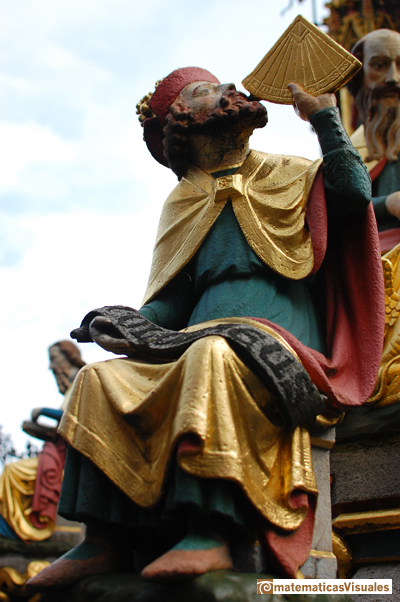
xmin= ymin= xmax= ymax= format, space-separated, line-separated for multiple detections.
xmin=331 ymin=432 xmax=400 ymax=584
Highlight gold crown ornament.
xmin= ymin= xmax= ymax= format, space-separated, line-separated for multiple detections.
xmin=136 ymin=79 xmax=163 ymax=126
xmin=242 ymin=15 xmax=361 ymax=104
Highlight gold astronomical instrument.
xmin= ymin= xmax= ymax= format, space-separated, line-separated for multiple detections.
xmin=242 ymin=15 xmax=362 ymax=104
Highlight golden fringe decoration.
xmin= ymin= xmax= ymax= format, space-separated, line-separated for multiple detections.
xmin=332 ymin=532 xmax=353 ymax=579
xmin=0 ymin=561 xmax=49 ymax=601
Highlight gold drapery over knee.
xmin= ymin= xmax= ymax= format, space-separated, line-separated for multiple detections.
xmin=59 ymin=319 xmax=317 ymax=531
xmin=369 ymin=244 xmax=400 ymax=406
xmin=0 ymin=457 xmax=54 ymax=542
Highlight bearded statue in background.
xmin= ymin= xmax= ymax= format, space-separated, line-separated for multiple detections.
xmin=348 ymin=29 xmax=400 ymax=250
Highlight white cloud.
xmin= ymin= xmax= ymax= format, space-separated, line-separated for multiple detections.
xmin=0 ymin=122 xmax=75 ymax=189
xmin=0 ymin=206 xmax=164 ymax=451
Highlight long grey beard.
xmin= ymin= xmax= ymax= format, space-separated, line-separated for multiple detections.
xmin=357 ymin=88 xmax=400 ymax=162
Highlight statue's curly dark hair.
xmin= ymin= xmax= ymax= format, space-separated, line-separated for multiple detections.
xmin=162 ymin=99 xmax=193 ymax=180
xmin=49 ymin=340 xmax=86 ymax=369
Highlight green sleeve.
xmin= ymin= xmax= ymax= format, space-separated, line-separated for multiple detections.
xmin=309 ymin=107 xmax=371 ymax=217
xmin=139 ymin=269 xmax=196 ymax=330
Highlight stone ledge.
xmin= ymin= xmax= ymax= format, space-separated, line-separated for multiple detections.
xmin=349 ymin=564 xmax=400 ymax=602
xmin=331 ymin=434 xmax=400 ymax=512
xmin=44 ymin=571 xmax=352 ymax=602
xmin=0 ymin=538 xmax=73 ymax=560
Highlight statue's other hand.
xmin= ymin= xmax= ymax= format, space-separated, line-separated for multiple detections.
xmin=89 ymin=316 xmax=131 ymax=354
xmin=31 ymin=407 xmax=43 ymax=422
xmin=386 ymin=191 xmax=400 ymax=220
xmin=287 ymin=83 xmax=336 ymax=122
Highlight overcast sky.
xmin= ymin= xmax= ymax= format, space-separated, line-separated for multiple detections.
xmin=0 ymin=0 xmax=329 ymax=453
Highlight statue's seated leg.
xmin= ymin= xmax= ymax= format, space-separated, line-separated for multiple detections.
xmin=140 ymin=493 xmax=234 ymax=582
xmin=25 ymin=525 xmax=129 ymax=591
xmin=26 ymin=445 xmax=256 ymax=591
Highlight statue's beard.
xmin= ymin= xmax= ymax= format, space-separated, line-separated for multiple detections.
xmin=190 ymin=89 xmax=268 ymax=135
xmin=356 ymin=84 xmax=400 ymax=162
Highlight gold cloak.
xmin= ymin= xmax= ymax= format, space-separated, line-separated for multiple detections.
xmin=142 ymin=150 xmax=322 ymax=305
xmin=59 ymin=318 xmax=317 ymax=532
xmin=0 ymin=458 xmax=54 ymax=542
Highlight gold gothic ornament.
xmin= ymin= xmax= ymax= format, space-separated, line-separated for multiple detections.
xmin=242 ymin=15 xmax=362 ymax=104
xmin=0 ymin=561 xmax=49 ymax=602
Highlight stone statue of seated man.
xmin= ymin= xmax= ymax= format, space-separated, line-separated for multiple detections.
xmin=27 ymin=67 xmax=384 ymax=592
xmin=0 ymin=340 xmax=85 ymax=542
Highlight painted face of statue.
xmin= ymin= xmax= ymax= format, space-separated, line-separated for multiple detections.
xmin=356 ymin=30 xmax=400 ymax=162
xmin=363 ymin=30 xmax=400 ymax=92
xmin=162 ymin=79 xmax=268 ymax=178
xmin=179 ymin=81 xmax=237 ymax=113
xmin=179 ymin=80 xmax=267 ymax=133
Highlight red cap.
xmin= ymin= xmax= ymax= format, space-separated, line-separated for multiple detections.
xmin=144 ymin=67 xmax=220 ymax=167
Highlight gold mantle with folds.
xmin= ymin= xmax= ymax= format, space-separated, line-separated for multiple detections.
xmin=0 ymin=458 xmax=54 ymax=542
xmin=59 ymin=318 xmax=317 ymax=532
xmin=143 ymin=150 xmax=322 ymax=305
xmin=369 ymin=244 xmax=400 ymax=406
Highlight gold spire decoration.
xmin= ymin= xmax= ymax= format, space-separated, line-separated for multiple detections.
xmin=242 ymin=15 xmax=362 ymax=104
xmin=325 ymin=0 xmax=400 ymax=51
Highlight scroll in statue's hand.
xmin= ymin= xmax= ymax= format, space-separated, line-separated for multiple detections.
xmin=287 ymin=83 xmax=336 ymax=122
xmin=386 ymin=191 xmax=400 ymax=220
xmin=89 ymin=316 xmax=131 ymax=355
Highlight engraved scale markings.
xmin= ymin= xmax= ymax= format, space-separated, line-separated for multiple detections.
xmin=242 ymin=14 xmax=361 ymax=104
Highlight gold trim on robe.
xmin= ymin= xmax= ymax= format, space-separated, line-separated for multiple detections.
xmin=59 ymin=318 xmax=317 ymax=532
xmin=142 ymin=150 xmax=322 ymax=305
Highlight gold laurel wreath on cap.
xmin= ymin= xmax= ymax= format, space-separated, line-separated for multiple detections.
xmin=136 ymin=79 xmax=163 ymax=127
